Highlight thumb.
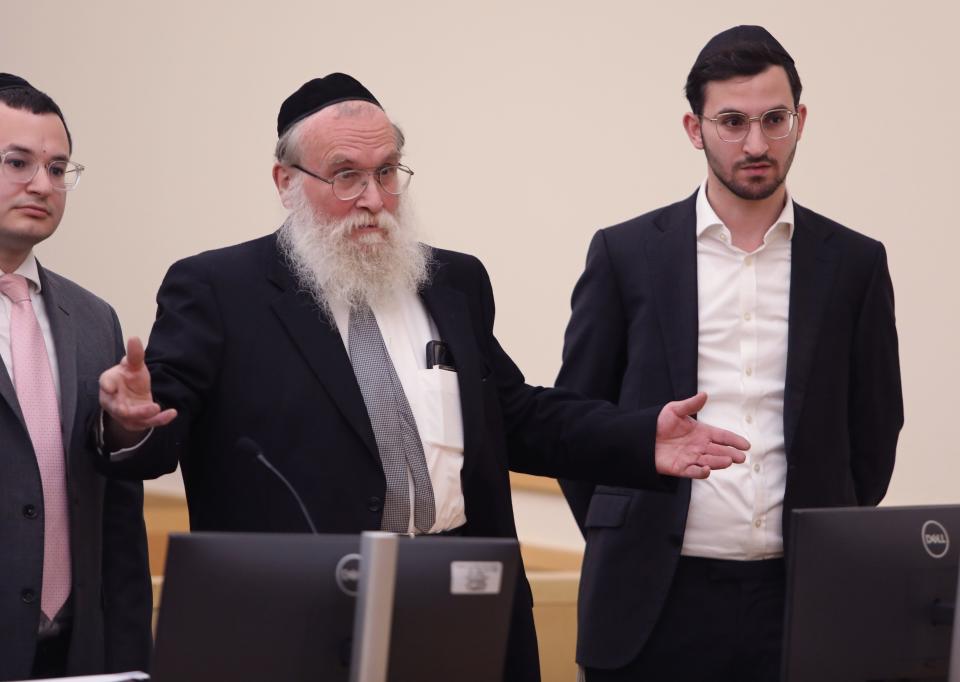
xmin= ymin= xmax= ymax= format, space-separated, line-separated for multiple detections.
xmin=671 ymin=391 xmax=708 ymax=418
xmin=125 ymin=336 xmax=146 ymax=372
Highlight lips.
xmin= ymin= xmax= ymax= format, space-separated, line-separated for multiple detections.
xmin=15 ymin=204 xmax=51 ymax=218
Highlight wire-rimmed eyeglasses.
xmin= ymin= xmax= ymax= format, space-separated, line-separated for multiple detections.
xmin=292 ymin=163 xmax=414 ymax=201
xmin=701 ymin=108 xmax=799 ymax=143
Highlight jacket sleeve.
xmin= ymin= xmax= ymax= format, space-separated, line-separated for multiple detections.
xmin=848 ymin=242 xmax=903 ymax=505
xmin=555 ymin=230 xmax=633 ymax=529
xmin=95 ymin=257 xmax=223 ymax=480
xmin=466 ymin=250 xmax=665 ymax=493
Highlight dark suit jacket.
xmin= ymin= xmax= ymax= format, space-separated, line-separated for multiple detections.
xmin=100 ymin=232 xmax=666 ymax=682
xmin=0 ymin=265 xmax=152 ymax=681
xmin=558 ymin=191 xmax=903 ymax=670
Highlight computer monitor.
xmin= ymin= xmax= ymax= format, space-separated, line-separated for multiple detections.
xmin=386 ymin=535 xmax=520 ymax=681
xmin=782 ymin=505 xmax=960 ymax=682
xmin=152 ymin=532 xmax=520 ymax=682
xmin=152 ymin=533 xmax=360 ymax=682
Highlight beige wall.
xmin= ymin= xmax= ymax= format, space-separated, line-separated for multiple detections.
xmin=3 ymin=2 xmax=958 ymax=517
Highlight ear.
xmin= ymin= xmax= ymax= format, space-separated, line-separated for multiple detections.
xmin=795 ymin=103 xmax=808 ymax=141
xmin=273 ymin=163 xmax=295 ymax=209
xmin=682 ymin=112 xmax=704 ymax=150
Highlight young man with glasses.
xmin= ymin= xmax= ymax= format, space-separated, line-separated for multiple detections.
xmin=558 ymin=26 xmax=903 ymax=681
xmin=93 ymin=73 xmax=752 ymax=682
xmin=0 ymin=74 xmax=151 ymax=680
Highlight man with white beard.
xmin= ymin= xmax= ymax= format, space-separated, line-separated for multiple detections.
xmin=95 ymin=74 xmax=749 ymax=682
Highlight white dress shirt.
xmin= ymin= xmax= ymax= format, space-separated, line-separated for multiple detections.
xmin=681 ymin=183 xmax=794 ymax=561
xmin=330 ymin=291 xmax=467 ymax=534
xmin=0 ymin=252 xmax=62 ymax=403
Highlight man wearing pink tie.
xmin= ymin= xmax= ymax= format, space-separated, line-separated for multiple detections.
xmin=0 ymin=74 xmax=152 ymax=680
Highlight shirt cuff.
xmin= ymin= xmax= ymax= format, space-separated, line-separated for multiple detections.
xmin=97 ymin=410 xmax=154 ymax=461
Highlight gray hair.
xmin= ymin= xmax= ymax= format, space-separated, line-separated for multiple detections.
xmin=274 ymin=104 xmax=406 ymax=166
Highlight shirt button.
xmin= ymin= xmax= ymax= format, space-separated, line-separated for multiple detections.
xmin=720 ymin=233 xmax=728 ymax=242
xmin=745 ymin=415 xmax=753 ymax=424
xmin=745 ymin=257 xmax=753 ymax=266
xmin=753 ymin=463 xmax=761 ymax=473
xmin=745 ymin=367 xmax=753 ymax=376
xmin=22 ymin=504 xmax=38 ymax=519
xmin=754 ymin=519 xmax=762 ymax=528
xmin=743 ymin=312 xmax=752 ymax=321
xmin=21 ymin=588 xmax=36 ymax=604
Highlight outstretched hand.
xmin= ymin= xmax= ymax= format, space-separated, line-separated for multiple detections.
xmin=99 ymin=337 xmax=177 ymax=436
xmin=654 ymin=392 xmax=749 ymax=479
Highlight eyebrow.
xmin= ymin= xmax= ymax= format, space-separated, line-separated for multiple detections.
xmin=326 ymin=152 xmax=401 ymax=168
xmin=1 ymin=144 xmax=70 ymax=162
xmin=714 ymin=105 xmax=791 ymax=116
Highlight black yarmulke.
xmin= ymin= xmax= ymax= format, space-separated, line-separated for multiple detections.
xmin=0 ymin=73 xmax=33 ymax=92
xmin=693 ymin=25 xmax=794 ymax=69
xmin=277 ymin=73 xmax=381 ymax=137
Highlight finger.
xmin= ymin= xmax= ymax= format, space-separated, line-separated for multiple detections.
xmin=704 ymin=442 xmax=748 ymax=464
xmin=142 ymin=408 xmax=177 ymax=428
xmin=681 ymin=464 xmax=711 ymax=479
xmin=125 ymin=336 xmax=147 ymax=372
xmin=706 ymin=426 xmax=750 ymax=451
xmin=99 ymin=370 xmax=119 ymax=395
xmin=668 ymin=391 xmax=708 ymax=419
xmin=698 ymin=453 xmax=739 ymax=470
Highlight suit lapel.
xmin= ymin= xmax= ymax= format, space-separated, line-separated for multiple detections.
xmin=783 ymin=205 xmax=839 ymax=457
xmin=38 ymin=266 xmax=80 ymax=458
xmin=419 ymin=278 xmax=485 ymax=481
xmin=646 ymin=193 xmax=700 ymax=399
xmin=265 ymin=247 xmax=379 ymax=460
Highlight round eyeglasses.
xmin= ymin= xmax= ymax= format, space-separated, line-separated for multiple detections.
xmin=292 ymin=163 xmax=414 ymax=201
xmin=0 ymin=149 xmax=85 ymax=191
xmin=701 ymin=108 xmax=799 ymax=143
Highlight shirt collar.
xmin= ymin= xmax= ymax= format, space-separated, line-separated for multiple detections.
xmin=3 ymin=252 xmax=42 ymax=292
xmin=695 ymin=180 xmax=796 ymax=242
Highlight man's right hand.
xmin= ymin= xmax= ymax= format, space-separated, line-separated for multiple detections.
xmin=99 ymin=337 xmax=177 ymax=439
xmin=654 ymin=392 xmax=750 ymax=479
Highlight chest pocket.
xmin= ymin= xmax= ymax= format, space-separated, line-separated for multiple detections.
xmin=417 ymin=367 xmax=464 ymax=452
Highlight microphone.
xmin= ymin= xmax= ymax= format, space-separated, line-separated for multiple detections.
xmin=236 ymin=437 xmax=318 ymax=534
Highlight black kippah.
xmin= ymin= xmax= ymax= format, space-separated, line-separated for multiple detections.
xmin=693 ymin=25 xmax=794 ymax=69
xmin=0 ymin=73 xmax=33 ymax=93
xmin=277 ymin=73 xmax=381 ymax=137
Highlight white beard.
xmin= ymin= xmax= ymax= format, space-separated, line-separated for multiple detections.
xmin=277 ymin=181 xmax=432 ymax=320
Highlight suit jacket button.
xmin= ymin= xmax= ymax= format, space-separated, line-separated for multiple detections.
xmin=367 ymin=497 xmax=382 ymax=512
xmin=22 ymin=504 xmax=38 ymax=519
xmin=21 ymin=588 xmax=36 ymax=603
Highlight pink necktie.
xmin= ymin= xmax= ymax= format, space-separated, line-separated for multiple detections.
xmin=0 ymin=273 xmax=71 ymax=619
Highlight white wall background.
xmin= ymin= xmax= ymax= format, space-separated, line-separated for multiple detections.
xmin=3 ymin=2 xmax=958 ymax=531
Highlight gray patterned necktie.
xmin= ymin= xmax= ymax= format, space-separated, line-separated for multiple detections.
xmin=348 ymin=304 xmax=436 ymax=533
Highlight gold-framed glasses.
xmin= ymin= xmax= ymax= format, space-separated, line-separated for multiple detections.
xmin=701 ymin=108 xmax=798 ymax=143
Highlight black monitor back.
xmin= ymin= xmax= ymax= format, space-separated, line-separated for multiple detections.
xmin=782 ymin=505 xmax=960 ymax=682
xmin=152 ymin=533 xmax=359 ymax=682
xmin=152 ymin=532 xmax=520 ymax=682
xmin=388 ymin=536 xmax=519 ymax=681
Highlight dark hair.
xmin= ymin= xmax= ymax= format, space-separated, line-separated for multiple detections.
xmin=0 ymin=86 xmax=72 ymax=152
xmin=684 ymin=44 xmax=802 ymax=115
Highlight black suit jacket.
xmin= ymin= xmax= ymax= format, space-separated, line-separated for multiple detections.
xmin=101 ymin=232 xmax=667 ymax=682
xmin=0 ymin=266 xmax=152 ymax=681
xmin=558 ymin=191 xmax=903 ymax=670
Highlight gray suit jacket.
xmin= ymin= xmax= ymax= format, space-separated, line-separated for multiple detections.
xmin=0 ymin=264 xmax=152 ymax=680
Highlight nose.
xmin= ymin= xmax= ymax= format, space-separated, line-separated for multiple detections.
xmin=354 ymin=172 xmax=384 ymax=213
xmin=25 ymin=165 xmax=54 ymax=195
xmin=742 ymin=119 xmax=769 ymax=157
